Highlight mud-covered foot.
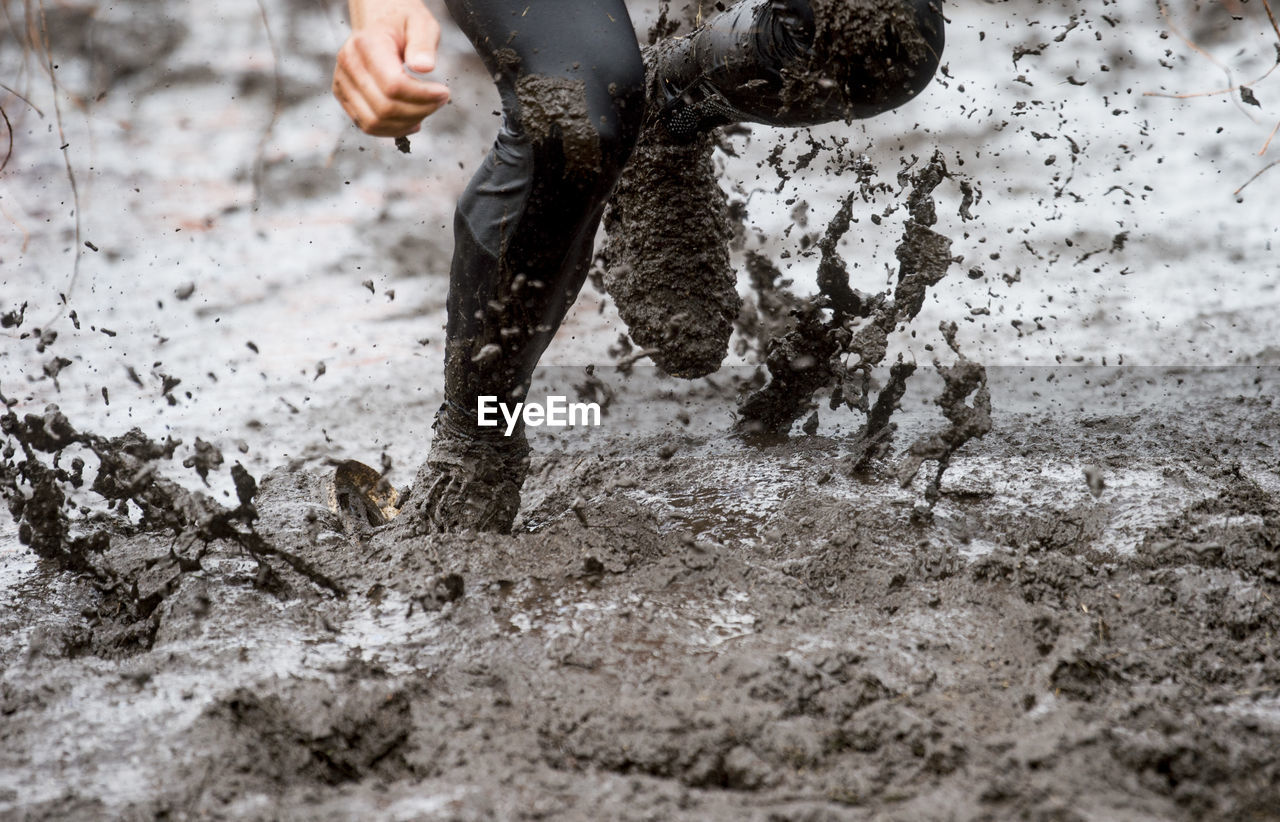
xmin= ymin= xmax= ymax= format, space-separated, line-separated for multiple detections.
xmin=405 ymin=402 xmax=531 ymax=535
xmin=601 ymin=127 xmax=738 ymax=379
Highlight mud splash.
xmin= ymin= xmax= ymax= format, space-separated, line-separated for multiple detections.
xmin=0 ymin=390 xmax=343 ymax=655
xmin=736 ymin=151 xmax=979 ymax=454
xmin=601 ymin=0 xmax=945 ymax=381
xmin=896 ymin=321 xmax=992 ymax=513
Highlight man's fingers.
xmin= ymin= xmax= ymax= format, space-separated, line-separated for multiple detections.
xmin=354 ymin=31 xmax=449 ymax=106
xmin=403 ymin=10 xmax=441 ymax=73
xmin=358 ymin=101 xmax=444 ymax=137
xmin=331 ymin=8 xmax=450 ymax=139
xmin=398 ymin=75 xmax=450 ymax=104
xmin=333 ymin=71 xmax=380 ymax=134
xmin=343 ymin=49 xmax=441 ymax=127
xmin=337 ymin=63 xmax=444 ymax=137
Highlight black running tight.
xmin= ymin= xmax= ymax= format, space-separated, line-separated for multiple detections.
xmin=439 ymin=0 xmax=643 ymax=413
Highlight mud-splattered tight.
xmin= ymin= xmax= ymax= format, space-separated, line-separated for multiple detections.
xmin=440 ymin=0 xmax=645 ymax=416
xmin=439 ymin=0 xmax=945 ymax=418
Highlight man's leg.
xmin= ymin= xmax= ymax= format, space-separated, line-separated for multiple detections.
xmin=409 ymin=0 xmax=645 ymax=534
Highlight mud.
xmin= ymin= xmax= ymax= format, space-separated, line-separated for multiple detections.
xmin=0 ymin=393 xmax=346 ymax=653
xmin=783 ymin=0 xmax=941 ymax=119
xmin=896 ymin=322 xmax=992 ymax=512
xmin=737 ymin=150 xmax=976 ymax=478
xmin=601 ymin=127 xmax=738 ymax=378
xmin=515 ymin=74 xmax=602 ymax=177
xmin=5 ymin=369 xmax=1280 ymax=820
xmin=600 ymin=0 xmax=944 ymax=382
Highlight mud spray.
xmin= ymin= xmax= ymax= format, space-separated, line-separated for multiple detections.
xmin=602 ymin=0 xmax=985 ymax=500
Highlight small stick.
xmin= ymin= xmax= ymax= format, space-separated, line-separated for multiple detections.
xmin=1261 ymin=118 xmax=1280 ymax=155
xmin=0 ymin=80 xmax=44 ymax=117
xmin=251 ymin=0 xmax=284 ymax=211
xmin=1157 ymin=0 xmax=1232 ymax=76
xmin=1143 ymin=57 xmax=1280 ymax=100
xmin=1263 ymin=0 xmax=1280 ymax=43
xmin=36 ymin=0 xmax=82 ymax=329
xmin=0 ymin=102 xmax=12 ymax=173
xmin=1234 ymin=159 xmax=1280 ymax=195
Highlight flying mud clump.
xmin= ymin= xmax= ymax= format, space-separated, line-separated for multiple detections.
xmin=599 ymin=97 xmax=737 ymax=379
xmin=737 ymin=151 xmax=990 ymax=498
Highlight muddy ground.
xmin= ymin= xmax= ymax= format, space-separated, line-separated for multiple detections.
xmin=3 ymin=0 xmax=1280 ymax=820
xmin=3 ymin=368 xmax=1280 ymax=821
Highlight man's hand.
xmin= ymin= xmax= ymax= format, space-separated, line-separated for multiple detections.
xmin=333 ymin=0 xmax=450 ymax=137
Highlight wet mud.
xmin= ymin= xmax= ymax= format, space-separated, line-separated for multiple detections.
xmin=736 ymin=151 xmax=985 ymax=505
xmin=601 ymin=126 xmax=738 ymax=379
xmin=602 ymin=0 xmax=943 ymax=380
xmin=4 ymin=370 xmax=1280 ymax=820
xmin=783 ymin=0 xmax=943 ymax=119
xmin=516 ymin=74 xmax=602 ymax=177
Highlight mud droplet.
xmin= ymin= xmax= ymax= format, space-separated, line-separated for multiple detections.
xmin=1083 ymin=465 xmax=1106 ymax=498
xmin=471 ymin=344 xmax=502 ymax=369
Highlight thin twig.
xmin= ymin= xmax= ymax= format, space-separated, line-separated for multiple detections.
xmin=1263 ymin=0 xmax=1280 ymax=43
xmin=252 ymin=0 xmax=284 ymax=211
xmin=0 ymin=0 xmax=35 ymax=102
xmin=1262 ymin=118 xmax=1280 ymax=155
xmin=0 ymin=80 xmax=44 ymax=117
xmin=36 ymin=0 xmax=81 ymax=328
xmin=1234 ymin=159 xmax=1280 ymax=195
xmin=1142 ymin=58 xmax=1280 ymax=100
xmin=0 ymin=102 xmax=12 ymax=173
xmin=1157 ymin=0 xmax=1232 ymax=75
xmin=1155 ymin=0 xmax=1259 ymax=123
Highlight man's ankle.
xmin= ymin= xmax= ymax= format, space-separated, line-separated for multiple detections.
xmin=434 ymin=398 xmax=529 ymax=452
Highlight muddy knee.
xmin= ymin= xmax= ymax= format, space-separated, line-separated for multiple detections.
xmin=514 ymin=68 xmax=643 ymax=184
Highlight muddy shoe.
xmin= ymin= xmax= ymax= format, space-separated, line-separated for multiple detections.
xmin=405 ymin=402 xmax=531 ymax=534
xmin=601 ymin=128 xmax=738 ymax=379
